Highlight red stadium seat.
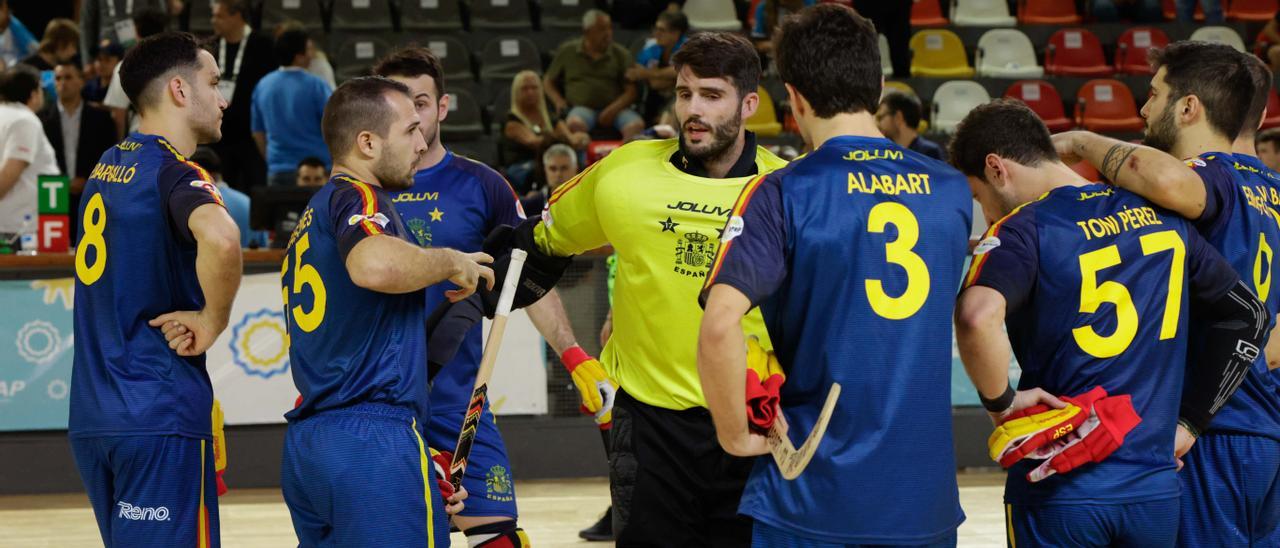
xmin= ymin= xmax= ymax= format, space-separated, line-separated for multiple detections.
xmin=1263 ymin=88 xmax=1280 ymax=130
xmin=1045 ymin=29 xmax=1111 ymax=77
xmin=911 ymin=0 xmax=949 ymax=26
xmin=1005 ymin=80 xmax=1073 ymax=132
xmin=1075 ymin=79 xmax=1144 ymax=133
xmin=1226 ymin=0 xmax=1278 ymax=21
xmin=1115 ymin=27 xmax=1169 ymax=75
xmin=1019 ymin=0 xmax=1081 ymax=24
xmin=1071 ymin=160 xmax=1100 ymax=182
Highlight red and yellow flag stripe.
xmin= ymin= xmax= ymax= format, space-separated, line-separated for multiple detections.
xmin=337 ymin=175 xmax=386 ymax=236
xmin=703 ymin=173 xmax=769 ymax=292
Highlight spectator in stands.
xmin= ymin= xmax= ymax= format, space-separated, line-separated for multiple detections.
xmin=502 ymin=70 xmax=587 ymax=191
xmin=295 ymin=156 xmax=327 ymax=187
xmin=752 ymin=0 xmax=815 ymax=54
xmin=1256 ymin=128 xmax=1280 ymax=171
xmin=102 ymin=8 xmax=171 ymax=137
xmin=520 ymin=143 xmax=579 ymax=214
xmin=252 ymin=28 xmax=331 ymax=186
xmin=79 ymin=0 xmax=178 ymax=58
xmin=190 ymin=147 xmax=252 ymax=248
xmin=1090 ymin=0 xmax=1163 ymax=22
xmin=273 ymin=21 xmax=336 ymax=90
xmin=0 ymin=66 xmax=58 ymax=236
xmin=20 ymin=19 xmax=79 ymax=74
xmin=1175 ymin=0 xmax=1223 ymax=22
xmin=210 ymin=0 xmax=277 ymax=191
xmin=0 ymin=1 xmax=37 ymax=69
xmin=545 ymin=9 xmax=645 ymax=141
xmin=875 ymin=91 xmax=945 ymax=161
xmin=83 ymin=40 xmax=123 ymax=104
xmin=628 ymin=11 xmax=687 ymax=125
xmin=38 ymin=60 xmax=115 ymax=237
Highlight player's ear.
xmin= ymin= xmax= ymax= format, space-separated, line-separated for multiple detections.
xmin=784 ymin=83 xmax=806 ymax=119
xmin=169 ymin=76 xmax=187 ymax=107
xmin=437 ymin=92 xmax=450 ymax=123
xmin=356 ymin=130 xmax=377 ymax=159
xmin=1178 ymin=95 xmax=1199 ymax=126
xmin=983 ymin=153 xmax=1009 ymax=188
xmin=740 ymin=88 xmax=760 ymax=120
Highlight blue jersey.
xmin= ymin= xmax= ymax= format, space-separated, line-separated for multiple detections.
xmin=70 ymin=133 xmax=227 ymax=439
xmin=1208 ymin=153 xmax=1280 ymax=441
xmin=966 ymin=184 xmax=1241 ymax=505
xmin=283 ymin=174 xmax=431 ymax=422
xmin=704 ymin=136 xmax=971 ymax=544
xmin=391 ymin=152 xmax=525 ymax=415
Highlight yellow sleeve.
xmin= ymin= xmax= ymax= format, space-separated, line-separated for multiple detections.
xmin=534 ymin=159 xmax=610 ymax=256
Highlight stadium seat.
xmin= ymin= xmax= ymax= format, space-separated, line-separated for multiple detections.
xmin=685 ymin=0 xmax=742 ymax=31
xmin=1189 ymin=26 xmax=1247 ymax=52
xmin=259 ymin=0 xmax=324 ymax=31
xmin=1075 ymin=79 xmax=1143 ymax=133
xmin=1045 ymin=28 xmax=1110 ymax=78
xmin=976 ymin=29 xmax=1043 ymax=78
xmin=471 ymin=0 xmax=533 ymax=30
xmin=441 ymin=88 xmax=486 ymax=139
xmin=450 ymin=139 xmax=498 ymax=167
xmin=951 ymin=0 xmax=1017 ymax=26
xmin=910 ymin=29 xmax=975 ymax=78
xmin=746 ymin=86 xmax=782 ymax=137
xmin=1070 ymin=160 xmax=1100 ymax=181
xmin=932 ymin=80 xmax=990 ymax=133
xmin=911 ymin=0 xmax=948 ymax=25
xmin=1263 ymin=88 xmax=1280 ymax=129
xmin=330 ymin=0 xmax=394 ymax=31
xmin=333 ymin=36 xmax=393 ymax=82
xmin=479 ymin=37 xmax=542 ymax=84
xmin=1018 ymin=0 xmax=1081 ymax=24
xmin=1227 ymin=0 xmax=1278 ymax=21
xmin=422 ymin=36 xmax=474 ymax=83
xmin=542 ymin=0 xmax=593 ymax=29
xmin=1005 ymin=80 xmax=1072 ymax=132
xmin=399 ymin=0 xmax=464 ymax=31
xmin=1114 ymin=27 xmax=1168 ymax=75
xmin=186 ymin=0 xmax=214 ymax=34
xmin=880 ymin=34 xmax=892 ymax=76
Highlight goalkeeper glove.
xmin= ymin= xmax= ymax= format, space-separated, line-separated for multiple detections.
xmin=561 ymin=345 xmax=617 ymax=426
xmin=988 ymin=386 xmax=1106 ymax=467
xmin=745 ymin=337 xmax=785 ymax=433
xmin=1021 ymin=394 xmax=1141 ymax=482
xmin=429 ymin=448 xmax=457 ymax=501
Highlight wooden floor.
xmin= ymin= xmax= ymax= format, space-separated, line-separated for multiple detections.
xmin=0 ymin=473 xmax=1010 ymax=547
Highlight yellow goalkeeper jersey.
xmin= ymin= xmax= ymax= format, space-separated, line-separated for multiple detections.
xmin=535 ymin=138 xmax=787 ymax=410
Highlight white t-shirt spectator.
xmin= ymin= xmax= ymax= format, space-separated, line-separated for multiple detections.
xmin=0 ymin=102 xmax=60 ymax=233
xmin=103 ymin=63 xmax=140 ymax=133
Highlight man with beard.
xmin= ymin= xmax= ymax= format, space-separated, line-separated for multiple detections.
xmin=277 ymin=76 xmax=489 ymax=546
xmin=68 ymin=32 xmax=241 ymax=547
xmin=1052 ymin=42 xmax=1280 ymax=546
xmin=497 ymin=31 xmax=786 ymax=545
xmin=372 ymin=46 xmax=610 ymax=547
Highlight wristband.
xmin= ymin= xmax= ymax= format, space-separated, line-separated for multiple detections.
xmin=1177 ymin=417 xmax=1202 ymax=439
xmin=981 ymin=382 xmax=1016 ymax=414
xmin=560 ymin=345 xmax=591 ymax=370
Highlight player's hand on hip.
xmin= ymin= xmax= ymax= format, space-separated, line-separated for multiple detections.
xmin=1174 ymin=422 xmax=1197 ymax=471
xmin=1050 ymin=132 xmax=1085 ymax=166
xmin=446 ymin=485 xmax=468 ymax=516
xmin=446 ymin=251 xmax=495 ymax=303
xmin=988 ymin=388 xmax=1067 ymax=425
xmin=149 ymin=311 xmax=224 ymax=357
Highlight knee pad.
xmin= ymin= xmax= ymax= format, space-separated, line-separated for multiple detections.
xmin=464 ymin=520 xmax=530 ymax=547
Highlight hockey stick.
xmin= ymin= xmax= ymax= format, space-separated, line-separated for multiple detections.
xmin=448 ymin=249 xmax=528 ymax=490
xmin=768 ymin=382 xmax=841 ymax=480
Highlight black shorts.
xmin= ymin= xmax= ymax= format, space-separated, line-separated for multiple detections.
xmin=610 ymin=388 xmax=754 ymax=547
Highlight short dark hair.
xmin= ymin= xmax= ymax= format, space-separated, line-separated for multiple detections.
xmin=189 ymin=147 xmax=223 ymax=175
xmin=880 ymin=91 xmax=922 ymax=129
xmin=274 ymin=29 xmax=310 ymax=67
xmin=773 ymin=4 xmax=880 ymax=118
xmin=132 ymin=7 xmax=171 ymax=39
xmin=1240 ymin=52 xmax=1273 ymax=139
xmin=0 ymin=65 xmax=41 ymax=103
xmin=670 ymin=32 xmax=760 ymax=99
xmin=657 ymin=11 xmax=689 ymax=35
xmin=949 ymin=99 xmax=1057 ymax=179
xmin=1259 ymin=128 xmax=1280 ymax=149
xmin=119 ymin=32 xmax=205 ymax=110
xmin=373 ymin=46 xmax=446 ymax=97
xmin=54 ymin=58 xmax=83 ymax=73
xmin=215 ymin=0 xmax=250 ymax=17
xmin=322 ymin=76 xmax=412 ymax=162
xmin=1148 ymin=41 xmax=1256 ymax=141
xmin=297 ymin=156 xmax=326 ymax=170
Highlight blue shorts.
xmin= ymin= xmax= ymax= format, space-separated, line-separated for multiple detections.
xmin=70 ymin=434 xmax=219 ymax=548
xmin=751 ymin=520 xmax=956 ymax=548
xmin=566 ymin=105 xmax=644 ymax=133
xmin=1007 ymin=498 xmax=1178 ymax=547
xmin=1178 ymin=433 xmax=1280 ymax=547
xmin=427 ymin=404 xmax=519 ymax=519
xmin=281 ymin=403 xmax=451 ymax=547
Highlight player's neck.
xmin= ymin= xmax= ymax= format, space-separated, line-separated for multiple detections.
xmin=332 ymin=162 xmax=379 ymax=187
xmin=805 ymin=112 xmax=883 ymax=150
xmin=1232 ymin=136 xmax=1256 ymax=157
xmin=137 ymin=115 xmax=197 ymax=156
xmin=703 ymin=134 xmax=747 ymax=179
xmin=416 ymin=141 xmax=447 ymax=171
xmin=1173 ymin=128 xmax=1232 ymax=160
xmin=1030 ymin=161 xmax=1091 ymax=196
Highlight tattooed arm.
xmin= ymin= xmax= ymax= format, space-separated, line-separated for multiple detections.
xmin=1052 ymin=131 xmax=1208 ymax=220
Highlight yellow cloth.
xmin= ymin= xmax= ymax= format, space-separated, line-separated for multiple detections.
xmin=211 ymin=399 xmax=226 ymax=473
xmin=535 ymin=139 xmax=788 ymax=410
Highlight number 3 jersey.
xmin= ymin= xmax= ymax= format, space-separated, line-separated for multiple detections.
xmin=281 ymin=174 xmax=430 ymax=423
xmin=703 ymin=136 xmax=972 ymax=544
xmin=965 ymin=184 xmax=1241 ymax=505
xmin=70 ymin=133 xmax=228 ymax=439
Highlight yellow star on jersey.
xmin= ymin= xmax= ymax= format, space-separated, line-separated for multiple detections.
xmin=429 ymin=207 xmax=444 ymax=222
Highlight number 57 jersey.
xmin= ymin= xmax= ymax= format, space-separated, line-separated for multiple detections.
xmin=965 ymin=184 xmax=1242 ymax=506
xmin=281 ymin=175 xmax=430 ymax=423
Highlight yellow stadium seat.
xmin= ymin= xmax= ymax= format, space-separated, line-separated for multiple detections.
xmin=910 ymin=29 xmax=975 ymax=78
xmin=747 ymin=86 xmax=782 ymax=137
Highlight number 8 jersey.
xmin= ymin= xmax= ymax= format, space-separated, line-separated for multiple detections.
xmin=70 ymin=134 xmax=228 ymax=439
xmin=281 ymin=174 xmax=430 ymax=424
